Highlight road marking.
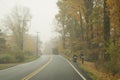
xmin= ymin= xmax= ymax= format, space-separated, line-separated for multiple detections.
xmin=21 ymin=55 xmax=52 ymax=80
xmin=60 ymin=56 xmax=86 ymax=80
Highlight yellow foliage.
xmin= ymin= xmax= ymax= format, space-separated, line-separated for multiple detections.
xmin=107 ymin=0 xmax=120 ymax=46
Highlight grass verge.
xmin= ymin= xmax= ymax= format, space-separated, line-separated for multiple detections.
xmin=62 ymin=55 xmax=96 ymax=80
xmin=24 ymin=56 xmax=39 ymax=62
xmin=0 ymin=56 xmax=39 ymax=70
xmin=77 ymin=63 xmax=97 ymax=80
xmin=78 ymin=61 xmax=120 ymax=80
xmin=62 ymin=54 xmax=120 ymax=80
xmin=0 ymin=63 xmax=19 ymax=70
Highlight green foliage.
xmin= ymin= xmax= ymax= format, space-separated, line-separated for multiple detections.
xmin=87 ymin=72 xmax=97 ymax=80
xmin=0 ymin=54 xmax=15 ymax=63
xmin=63 ymin=49 xmax=71 ymax=56
xmin=15 ymin=51 xmax=25 ymax=62
xmin=0 ymin=32 xmax=6 ymax=51
xmin=0 ymin=50 xmax=25 ymax=63
xmin=104 ymin=41 xmax=120 ymax=75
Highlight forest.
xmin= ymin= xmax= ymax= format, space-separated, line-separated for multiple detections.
xmin=55 ymin=0 xmax=120 ymax=80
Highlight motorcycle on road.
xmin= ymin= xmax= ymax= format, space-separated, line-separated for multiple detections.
xmin=73 ymin=55 xmax=77 ymax=62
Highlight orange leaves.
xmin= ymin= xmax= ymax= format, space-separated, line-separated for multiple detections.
xmin=107 ymin=0 xmax=120 ymax=46
xmin=107 ymin=0 xmax=120 ymax=25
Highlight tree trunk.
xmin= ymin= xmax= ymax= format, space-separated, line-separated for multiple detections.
xmin=103 ymin=0 xmax=110 ymax=47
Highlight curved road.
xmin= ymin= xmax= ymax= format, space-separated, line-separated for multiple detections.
xmin=0 ymin=55 xmax=86 ymax=80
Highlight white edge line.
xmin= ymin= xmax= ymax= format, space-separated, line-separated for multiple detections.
xmin=60 ymin=56 xmax=86 ymax=80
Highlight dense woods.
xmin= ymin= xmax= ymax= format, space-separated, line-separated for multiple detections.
xmin=55 ymin=0 xmax=120 ymax=78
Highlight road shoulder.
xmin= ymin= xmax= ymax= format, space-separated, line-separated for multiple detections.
xmin=60 ymin=55 xmax=92 ymax=80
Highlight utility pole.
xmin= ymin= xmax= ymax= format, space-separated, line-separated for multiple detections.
xmin=36 ymin=32 xmax=40 ymax=56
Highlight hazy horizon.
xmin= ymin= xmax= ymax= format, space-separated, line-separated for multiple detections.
xmin=0 ymin=0 xmax=59 ymax=43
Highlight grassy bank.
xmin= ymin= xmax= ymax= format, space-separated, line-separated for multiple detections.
xmin=0 ymin=55 xmax=39 ymax=70
xmin=78 ymin=61 xmax=120 ymax=80
xmin=62 ymin=54 xmax=120 ymax=80
xmin=0 ymin=63 xmax=19 ymax=70
xmin=78 ymin=61 xmax=98 ymax=80
xmin=66 ymin=54 xmax=120 ymax=80
xmin=24 ymin=55 xmax=39 ymax=62
xmin=64 ymin=55 xmax=96 ymax=80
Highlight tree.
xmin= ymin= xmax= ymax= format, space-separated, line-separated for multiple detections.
xmin=55 ymin=0 xmax=120 ymax=78
xmin=3 ymin=6 xmax=31 ymax=51
xmin=107 ymin=0 xmax=120 ymax=46
xmin=104 ymin=0 xmax=110 ymax=47
xmin=0 ymin=30 xmax=6 ymax=51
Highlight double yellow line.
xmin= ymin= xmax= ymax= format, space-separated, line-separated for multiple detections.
xmin=21 ymin=55 xmax=53 ymax=80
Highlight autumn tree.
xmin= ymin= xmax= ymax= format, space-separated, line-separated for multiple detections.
xmin=3 ymin=6 xmax=31 ymax=51
xmin=107 ymin=0 xmax=120 ymax=46
xmin=104 ymin=0 xmax=120 ymax=76
xmin=56 ymin=0 xmax=120 ymax=68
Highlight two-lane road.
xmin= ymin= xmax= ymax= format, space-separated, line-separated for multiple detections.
xmin=0 ymin=55 xmax=86 ymax=80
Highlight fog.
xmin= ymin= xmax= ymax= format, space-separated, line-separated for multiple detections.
xmin=0 ymin=0 xmax=58 ymax=43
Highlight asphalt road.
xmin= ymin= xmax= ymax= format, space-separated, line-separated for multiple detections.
xmin=0 ymin=55 xmax=87 ymax=80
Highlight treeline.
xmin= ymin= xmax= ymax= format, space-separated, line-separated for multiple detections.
xmin=0 ymin=5 xmax=39 ymax=63
xmin=55 ymin=0 xmax=120 ymax=76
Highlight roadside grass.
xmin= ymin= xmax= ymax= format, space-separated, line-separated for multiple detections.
xmin=62 ymin=54 xmax=120 ymax=80
xmin=63 ymin=55 xmax=96 ymax=80
xmin=77 ymin=62 xmax=97 ymax=80
xmin=78 ymin=61 xmax=120 ymax=80
xmin=24 ymin=56 xmax=39 ymax=62
xmin=0 ymin=56 xmax=39 ymax=70
xmin=87 ymin=71 xmax=97 ymax=80
xmin=0 ymin=63 xmax=19 ymax=70
xmin=63 ymin=55 xmax=103 ymax=80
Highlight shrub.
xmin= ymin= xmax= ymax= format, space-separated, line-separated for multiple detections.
xmin=15 ymin=51 xmax=25 ymax=62
xmin=104 ymin=41 xmax=120 ymax=76
xmin=0 ymin=54 xmax=15 ymax=63
xmin=0 ymin=50 xmax=34 ymax=63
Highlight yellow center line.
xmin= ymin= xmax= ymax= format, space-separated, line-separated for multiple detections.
xmin=21 ymin=55 xmax=53 ymax=80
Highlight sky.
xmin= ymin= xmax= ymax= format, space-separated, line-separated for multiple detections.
xmin=0 ymin=0 xmax=58 ymax=43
